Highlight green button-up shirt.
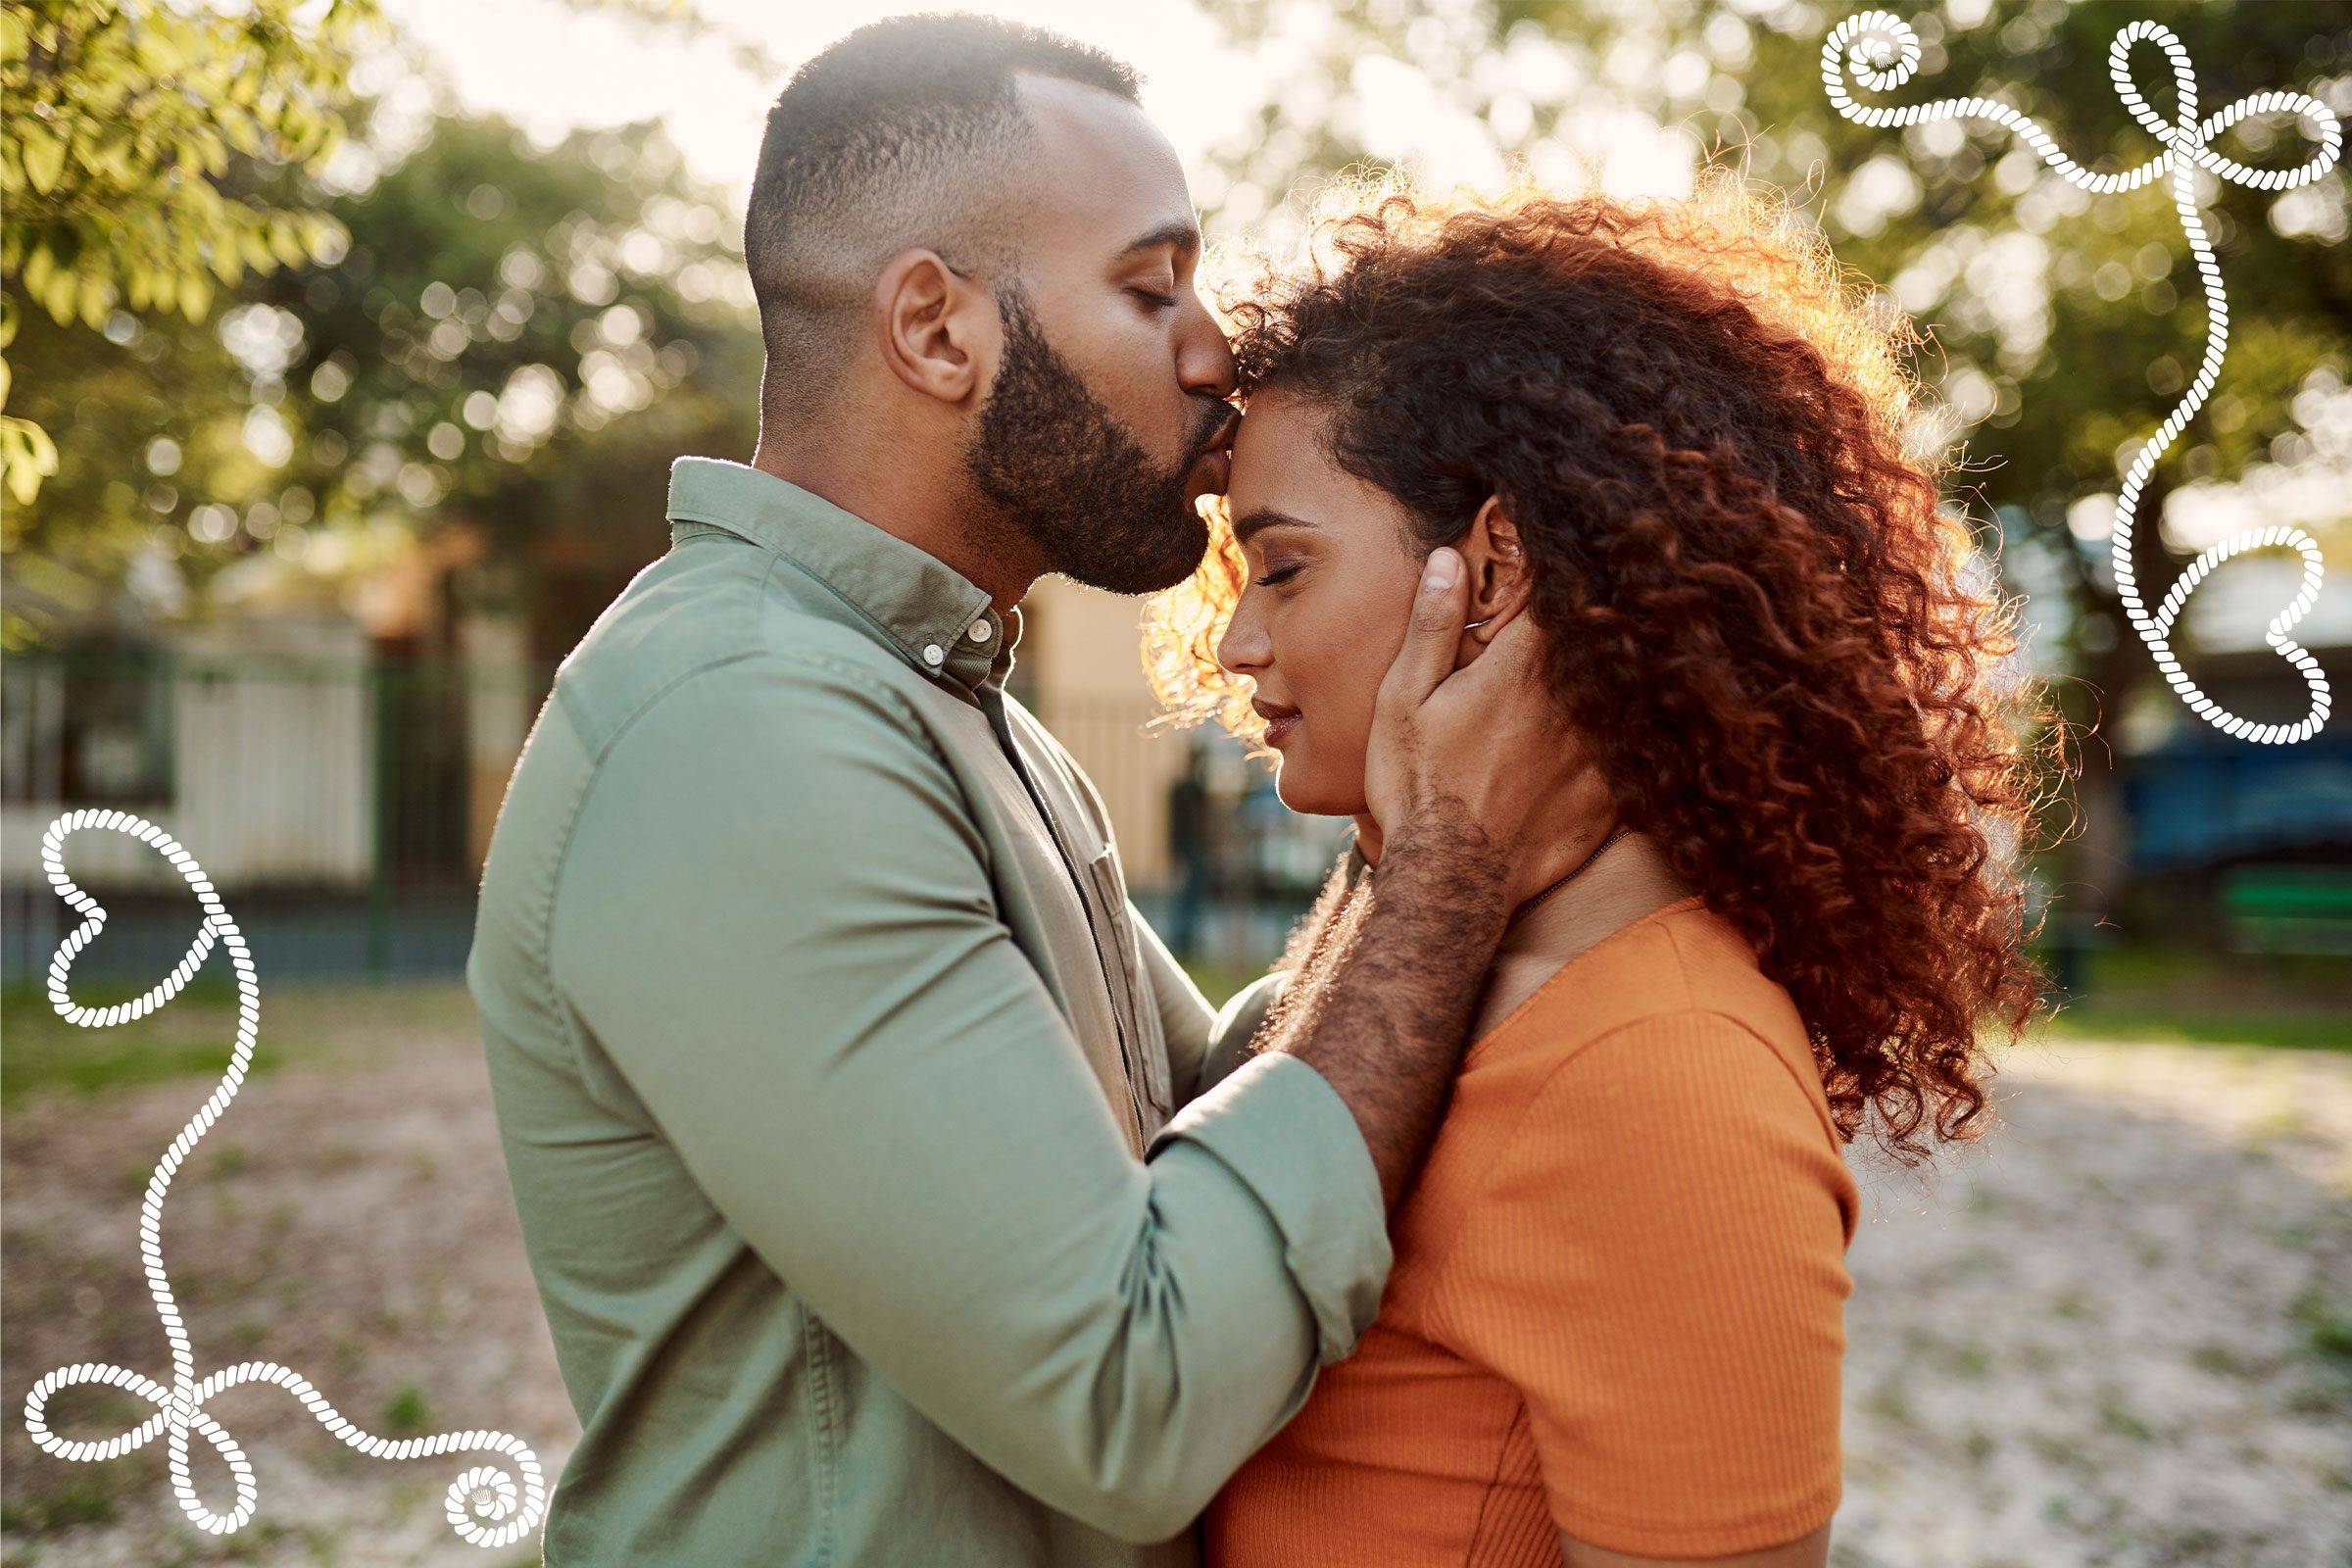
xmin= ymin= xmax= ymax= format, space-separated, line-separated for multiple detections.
xmin=466 ymin=455 xmax=1390 ymax=1566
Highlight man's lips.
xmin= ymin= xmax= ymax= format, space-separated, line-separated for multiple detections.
xmin=1188 ymin=414 xmax=1240 ymax=494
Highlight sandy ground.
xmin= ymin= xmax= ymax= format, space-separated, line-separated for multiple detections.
xmin=2 ymin=1003 xmax=2346 ymax=1568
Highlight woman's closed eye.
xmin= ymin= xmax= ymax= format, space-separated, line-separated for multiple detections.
xmin=1251 ymin=564 xmax=1301 ymax=588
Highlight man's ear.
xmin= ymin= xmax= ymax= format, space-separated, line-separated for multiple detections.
xmin=874 ymin=249 xmax=995 ymax=407
xmin=1459 ymin=494 xmax=1531 ymax=647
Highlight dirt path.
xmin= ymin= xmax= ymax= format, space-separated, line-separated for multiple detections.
xmin=3 ymin=1007 xmax=2346 ymax=1567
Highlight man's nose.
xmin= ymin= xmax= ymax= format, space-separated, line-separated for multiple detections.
xmin=1180 ymin=296 xmax=1239 ymax=403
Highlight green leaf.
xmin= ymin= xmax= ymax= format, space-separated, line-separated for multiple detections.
xmin=267 ymin=215 xmax=309 ymax=268
xmin=20 ymin=122 xmax=65 ymax=194
xmin=39 ymin=268 xmax=76 ymax=325
xmin=75 ymin=272 xmax=111 ymax=331
xmin=133 ymin=24 xmax=184 ymax=77
xmin=1 ymin=415 xmax=60 ymax=506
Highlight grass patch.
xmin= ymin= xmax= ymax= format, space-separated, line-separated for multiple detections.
xmin=1 ymin=979 xmax=478 ymax=1109
xmin=1176 ymin=956 xmax=1277 ymax=1007
xmin=380 ymin=1385 xmax=434 ymax=1436
xmin=2037 ymin=1006 xmax=2350 ymax=1054
xmin=2294 ymin=1287 xmax=2352 ymax=1367
xmin=2026 ymin=940 xmax=2350 ymax=1054
xmin=0 ymin=1475 xmax=121 ymax=1534
xmin=2 ymin=976 xmax=275 ymax=1107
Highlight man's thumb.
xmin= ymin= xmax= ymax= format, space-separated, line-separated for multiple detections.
xmin=1378 ymin=547 xmax=1467 ymax=713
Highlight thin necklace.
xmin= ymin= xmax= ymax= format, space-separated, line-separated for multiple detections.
xmin=1505 ymin=825 xmax=1632 ymax=932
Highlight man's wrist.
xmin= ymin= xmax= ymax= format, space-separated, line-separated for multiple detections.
xmin=1366 ymin=810 xmax=1510 ymax=921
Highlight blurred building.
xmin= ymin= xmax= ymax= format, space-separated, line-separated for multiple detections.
xmin=19 ymin=505 xmax=2343 ymax=986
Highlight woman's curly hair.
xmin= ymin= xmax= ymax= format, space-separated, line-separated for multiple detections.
xmin=1144 ymin=165 xmax=2064 ymax=1165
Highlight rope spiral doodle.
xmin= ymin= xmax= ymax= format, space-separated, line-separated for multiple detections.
xmin=20 ymin=808 xmax=546 ymax=1548
xmin=1825 ymin=10 xmax=2341 ymax=744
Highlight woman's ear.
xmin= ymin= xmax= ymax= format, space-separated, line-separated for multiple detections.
xmin=1458 ymin=495 xmax=1531 ymax=648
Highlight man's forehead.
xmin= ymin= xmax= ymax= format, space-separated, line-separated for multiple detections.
xmin=1011 ymin=74 xmax=1198 ymax=253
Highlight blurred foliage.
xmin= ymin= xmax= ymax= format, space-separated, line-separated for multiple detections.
xmin=1192 ymin=0 xmax=2352 ymax=895
xmin=0 ymin=0 xmax=386 ymax=510
xmin=1 ymin=0 xmax=763 ymax=655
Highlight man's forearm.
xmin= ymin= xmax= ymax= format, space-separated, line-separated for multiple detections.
xmin=1266 ymin=819 xmax=1511 ymax=1207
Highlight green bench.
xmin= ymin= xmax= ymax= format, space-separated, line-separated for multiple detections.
xmin=2222 ymin=865 xmax=2352 ymax=956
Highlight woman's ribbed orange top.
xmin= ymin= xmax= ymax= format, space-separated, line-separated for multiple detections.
xmin=1205 ymin=894 xmax=1860 ymax=1565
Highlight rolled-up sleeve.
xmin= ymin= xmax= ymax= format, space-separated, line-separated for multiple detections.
xmin=1147 ymin=1049 xmax=1388 ymax=1363
xmin=549 ymin=649 xmax=1390 ymax=1544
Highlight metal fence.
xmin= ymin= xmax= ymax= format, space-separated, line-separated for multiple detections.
xmin=4 ymin=648 xmax=554 ymax=984
xmin=4 ymin=649 xmax=1343 ymax=987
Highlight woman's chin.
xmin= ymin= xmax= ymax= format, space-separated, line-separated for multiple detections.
xmin=1272 ymin=761 xmax=1366 ymax=819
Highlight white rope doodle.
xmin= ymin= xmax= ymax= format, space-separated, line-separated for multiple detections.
xmin=20 ymin=808 xmax=545 ymax=1548
xmin=1825 ymin=10 xmax=2342 ymax=745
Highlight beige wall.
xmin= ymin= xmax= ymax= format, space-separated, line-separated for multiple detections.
xmin=1016 ymin=577 xmax=1195 ymax=890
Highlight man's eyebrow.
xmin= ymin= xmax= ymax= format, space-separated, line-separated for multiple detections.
xmin=1232 ymin=508 xmax=1317 ymax=548
xmin=1118 ymin=219 xmax=1201 ymax=260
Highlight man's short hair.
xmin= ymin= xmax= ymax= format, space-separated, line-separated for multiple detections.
xmin=745 ymin=13 xmax=1143 ymax=428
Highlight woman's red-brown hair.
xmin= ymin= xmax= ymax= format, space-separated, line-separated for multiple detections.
xmin=1145 ymin=166 xmax=2063 ymax=1164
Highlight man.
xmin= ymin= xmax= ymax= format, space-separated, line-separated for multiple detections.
xmin=466 ymin=14 xmax=1605 ymax=1565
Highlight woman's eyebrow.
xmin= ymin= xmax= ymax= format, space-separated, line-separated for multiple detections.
xmin=1232 ymin=508 xmax=1318 ymax=547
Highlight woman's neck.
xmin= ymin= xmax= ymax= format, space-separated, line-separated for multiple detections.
xmin=1497 ymin=830 xmax=1698 ymax=964
xmin=1456 ymin=830 xmax=1701 ymax=1044
xmin=1350 ymin=813 xmax=1696 ymax=964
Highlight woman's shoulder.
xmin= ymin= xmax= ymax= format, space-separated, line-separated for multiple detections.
xmin=1508 ymin=897 xmax=1807 ymax=1050
xmin=1479 ymin=898 xmax=1839 ymax=1146
xmin=1454 ymin=991 xmax=1860 ymax=1255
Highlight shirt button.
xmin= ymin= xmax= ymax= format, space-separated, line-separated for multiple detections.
xmin=968 ymin=619 xmax=991 ymax=642
xmin=922 ymin=643 xmax=944 ymax=666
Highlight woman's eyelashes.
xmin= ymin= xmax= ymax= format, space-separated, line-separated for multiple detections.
xmin=1251 ymin=564 xmax=1301 ymax=588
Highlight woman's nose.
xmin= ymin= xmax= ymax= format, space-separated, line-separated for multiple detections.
xmin=1216 ymin=610 xmax=1268 ymax=676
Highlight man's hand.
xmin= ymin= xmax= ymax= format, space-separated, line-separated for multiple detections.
xmin=1362 ymin=546 xmax=1617 ymax=907
xmin=1266 ymin=546 xmax=1621 ymax=1209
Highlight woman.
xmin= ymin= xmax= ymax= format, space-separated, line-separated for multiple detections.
xmin=1143 ymin=168 xmax=2055 ymax=1567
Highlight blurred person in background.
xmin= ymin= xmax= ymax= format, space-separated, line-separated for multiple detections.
xmin=1146 ymin=167 xmax=2055 ymax=1568
xmin=1166 ymin=733 xmax=1216 ymax=956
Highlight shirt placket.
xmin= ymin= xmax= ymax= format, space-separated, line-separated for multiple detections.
xmin=971 ymin=679 xmax=1152 ymax=1151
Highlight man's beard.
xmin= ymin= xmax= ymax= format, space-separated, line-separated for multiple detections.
xmin=962 ymin=284 xmax=1225 ymax=596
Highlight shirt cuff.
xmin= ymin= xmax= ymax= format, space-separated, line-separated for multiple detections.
xmin=1147 ymin=1050 xmax=1392 ymax=1363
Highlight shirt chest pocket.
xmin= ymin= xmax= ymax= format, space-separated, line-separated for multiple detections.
xmin=1085 ymin=847 xmax=1172 ymax=1134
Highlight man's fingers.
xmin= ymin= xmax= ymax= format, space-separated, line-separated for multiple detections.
xmin=1376 ymin=547 xmax=1469 ymax=715
xmin=1428 ymin=606 xmax=1563 ymax=747
xmin=1440 ymin=607 xmax=1549 ymax=704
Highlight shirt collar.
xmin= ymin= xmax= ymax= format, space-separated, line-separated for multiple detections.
xmin=663 ymin=455 xmax=1019 ymax=696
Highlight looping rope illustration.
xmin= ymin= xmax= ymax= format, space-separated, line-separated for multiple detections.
xmin=21 ymin=808 xmax=546 ymax=1548
xmin=1826 ymin=10 xmax=2341 ymax=744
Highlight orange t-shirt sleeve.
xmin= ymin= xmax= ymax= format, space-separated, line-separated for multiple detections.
xmin=1445 ymin=1008 xmax=1858 ymax=1559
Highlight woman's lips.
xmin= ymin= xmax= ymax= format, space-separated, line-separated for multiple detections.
xmin=1250 ymin=700 xmax=1307 ymax=747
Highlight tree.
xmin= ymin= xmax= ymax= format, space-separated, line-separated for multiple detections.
xmin=1 ymin=87 xmax=762 ymax=656
xmin=1 ymin=0 xmax=771 ymax=653
xmin=1195 ymin=0 xmax=2352 ymax=904
xmin=0 ymin=0 xmax=383 ymax=510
